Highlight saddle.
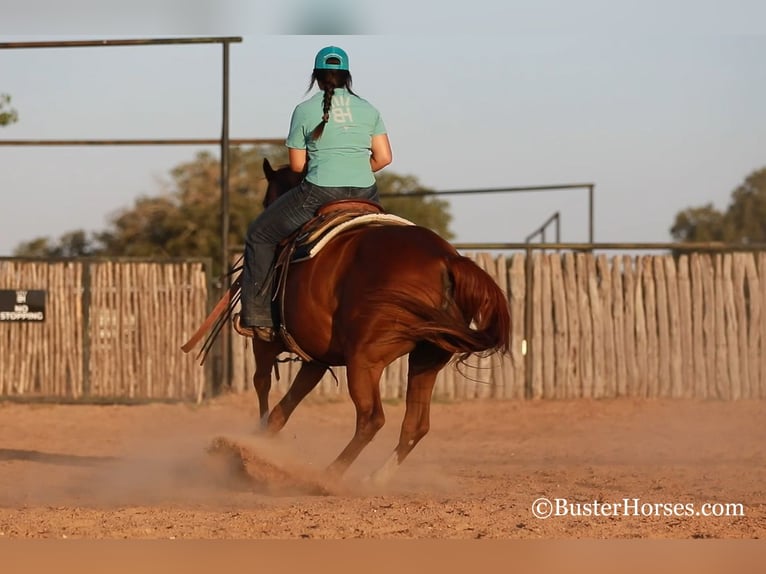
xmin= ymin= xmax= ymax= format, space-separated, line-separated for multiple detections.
xmin=284 ymin=199 xmax=415 ymax=262
xmin=267 ymin=199 xmax=414 ymax=361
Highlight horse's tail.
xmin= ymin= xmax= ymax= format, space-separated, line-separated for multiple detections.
xmin=444 ymin=255 xmax=511 ymax=360
xmin=374 ymin=255 xmax=511 ymax=364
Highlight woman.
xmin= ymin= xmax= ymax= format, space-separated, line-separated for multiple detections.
xmin=237 ymin=45 xmax=393 ymax=341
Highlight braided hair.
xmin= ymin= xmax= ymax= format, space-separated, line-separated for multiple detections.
xmin=308 ymin=62 xmax=355 ymax=141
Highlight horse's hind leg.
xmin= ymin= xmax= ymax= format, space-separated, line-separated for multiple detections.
xmin=326 ymin=361 xmax=386 ymax=477
xmin=265 ymin=361 xmax=328 ymax=434
xmin=370 ymin=344 xmax=451 ymax=485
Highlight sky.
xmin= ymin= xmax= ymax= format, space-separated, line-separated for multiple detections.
xmin=1 ymin=1 xmax=766 ymax=255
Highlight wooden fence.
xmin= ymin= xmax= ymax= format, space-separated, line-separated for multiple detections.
xmin=231 ymin=251 xmax=766 ymax=401
xmin=0 ymin=258 xmax=210 ymax=401
xmin=3 ymin=251 xmax=765 ymax=402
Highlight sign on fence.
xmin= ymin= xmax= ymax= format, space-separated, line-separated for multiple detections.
xmin=0 ymin=289 xmax=46 ymax=322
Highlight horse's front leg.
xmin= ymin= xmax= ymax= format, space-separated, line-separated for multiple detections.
xmin=251 ymin=338 xmax=284 ymax=430
xmin=265 ymin=361 xmax=328 ymax=433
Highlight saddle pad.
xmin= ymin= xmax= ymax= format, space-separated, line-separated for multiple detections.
xmin=293 ymin=213 xmax=415 ymax=262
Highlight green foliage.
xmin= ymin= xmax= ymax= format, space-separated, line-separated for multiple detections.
xmin=16 ymin=146 xmax=284 ymax=274
xmin=14 ymin=230 xmax=97 ymax=257
xmin=670 ymin=204 xmax=730 ymax=242
xmin=671 ymin=167 xmax=766 ymax=243
xmin=376 ymin=172 xmax=454 ymax=240
xmin=13 ymin=145 xmax=455 ymax=274
xmin=0 ymin=94 xmax=18 ymax=126
xmin=97 ymin=146 xmax=283 ymax=266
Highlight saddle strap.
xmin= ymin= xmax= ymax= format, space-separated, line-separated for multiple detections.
xmin=274 ymin=241 xmax=315 ymax=362
xmin=181 ymin=274 xmax=241 ymax=354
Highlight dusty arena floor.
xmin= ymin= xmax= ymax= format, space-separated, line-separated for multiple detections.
xmin=0 ymin=395 xmax=763 ymax=539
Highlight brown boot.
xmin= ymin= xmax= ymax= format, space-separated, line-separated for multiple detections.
xmin=232 ymin=313 xmax=275 ymax=342
xmin=253 ymin=326 xmax=276 ymax=342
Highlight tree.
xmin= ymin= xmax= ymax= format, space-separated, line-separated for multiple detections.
xmin=725 ymin=168 xmax=766 ymax=243
xmin=671 ymin=167 xmax=766 ymax=243
xmin=14 ymin=146 xmax=455 ymax=274
xmin=14 ymin=230 xmax=98 ymax=257
xmin=670 ymin=204 xmax=730 ymax=242
xmin=0 ymin=94 xmax=18 ymax=126
xmin=376 ymin=172 xmax=454 ymax=240
xmin=16 ymin=146 xmax=283 ymax=272
xmin=96 ymin=145 xmax=281 ymax=266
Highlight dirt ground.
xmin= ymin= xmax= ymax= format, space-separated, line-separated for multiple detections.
xmin=0 ymin=394 xmax=763 ymax=539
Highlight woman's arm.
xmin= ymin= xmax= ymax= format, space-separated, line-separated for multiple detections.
xmin=289 ymin=147 xmax=307 ymax=174
xmin=370 ymin=133 xmax=392 ymax=172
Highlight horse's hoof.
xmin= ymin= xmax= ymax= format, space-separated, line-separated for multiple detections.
xmin=366 ymin=453 xmax=399 ymax=487
xmin=362 ymin=471 xmax=390 ymax=488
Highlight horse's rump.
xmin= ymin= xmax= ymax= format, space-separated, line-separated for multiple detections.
xmin=359 ymin=249 xmax=511 ymax=364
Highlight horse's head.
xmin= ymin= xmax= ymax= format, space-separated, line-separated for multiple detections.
xmin=263 ymin=158 xmax=305 ymax=209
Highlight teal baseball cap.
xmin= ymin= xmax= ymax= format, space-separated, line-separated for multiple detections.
xmin=314 ymin=46 xmax=349 ymax=71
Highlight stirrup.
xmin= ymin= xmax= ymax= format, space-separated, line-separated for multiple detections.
xmin=253 ymin=326 xmax=276 ymax=342
xmin=232 ymin=313 xmax=275 ymax=342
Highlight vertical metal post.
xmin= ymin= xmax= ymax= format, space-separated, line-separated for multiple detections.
xmin=219 ymin=41 xmax=231 ymax=392
xmin=524 ymin=246 xmax=534 ymax=399
xmin=202 ymin=257 xmax=215 ymax=400
xmin=81 ymin=261 xmax=92 ymax=397
xmin=555 ymin=212 xmax=561 ymax=243
xmin=588 ymin=185 xmax=594 ymax=243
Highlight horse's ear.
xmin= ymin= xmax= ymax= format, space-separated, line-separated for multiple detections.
xmin=263 ymin=158 xmax=275 ymax=180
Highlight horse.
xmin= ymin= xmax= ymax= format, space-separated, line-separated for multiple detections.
xmin=187 ymin=159 xmax=512 ymax=484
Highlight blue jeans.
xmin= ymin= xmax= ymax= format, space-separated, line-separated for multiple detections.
xmin=240 ymin=180 xmax=379 ymax=326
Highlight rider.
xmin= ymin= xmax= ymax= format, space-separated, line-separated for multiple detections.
xmin=237 ymin=45 xmax=393 ymax=341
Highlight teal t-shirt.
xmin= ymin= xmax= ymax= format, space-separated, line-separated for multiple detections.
xmin=285 ymin=88 xmax=387 ymax=188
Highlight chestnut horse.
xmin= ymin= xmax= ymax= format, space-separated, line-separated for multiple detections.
xmin=191 ymin=159 xmax=511 ymax=484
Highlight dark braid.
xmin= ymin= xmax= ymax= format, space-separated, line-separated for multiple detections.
xmin=311 ymin=86 xmax=336 ymax=141
xmin=308 ymin=66 xmax=355 ymax=141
